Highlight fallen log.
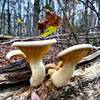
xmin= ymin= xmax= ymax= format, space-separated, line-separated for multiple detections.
xmin=0 ymin=60 xmax=31 ymax=87
xmin=0 ymin=60 xmax=29 ymax=74
xmin=0 ymin=50 xmax=99 ymax=87
xmin=1 ymin=61 xmax=99 ymax=100
xmin=0 ymin=35 xmax=16 ymax=39
xmin=78 ymin=50 xmax=100 ymax=64
xmin=73 ymin=62 xmax=100 ymax=81
xmin=0 ymin=50 xmax=100 ymax=99
xmin=54 ymin=62 xmax=100 ymax=100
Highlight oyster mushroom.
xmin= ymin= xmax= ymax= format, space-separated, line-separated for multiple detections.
xmin=50 ymin=44 xmax=93 ymax=87
xmin=6 ymin=39 xmax=57 ymax=87
xmin=7 ymin=50 xmax=26 ymax=59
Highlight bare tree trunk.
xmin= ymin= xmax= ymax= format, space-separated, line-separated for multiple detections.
xmin=98 ymin=0 xmax=100 ymax=25
xmin=33 ymin=0 xmax=40 ymax=36
xmin=7 ymin=0 xmax=11 ymax=35
xmin=26 ymin=0 xmax=30 ymax=37
xmin=72 ymin=0 xmax=75 ymax=26
xmin=84 ymin=0 xmax=89 ymax=43
xmin=1 ymin=0 xmax=6 ymax=35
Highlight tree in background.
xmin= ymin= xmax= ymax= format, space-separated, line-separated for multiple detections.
xmin=33 ymin=0 xmax=40 ymax=36
xmin=0 ymin=0 xmax=100 ymax=37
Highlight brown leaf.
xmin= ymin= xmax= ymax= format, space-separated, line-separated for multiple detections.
xmin=38 ymin=10 xmax=60 ymax=33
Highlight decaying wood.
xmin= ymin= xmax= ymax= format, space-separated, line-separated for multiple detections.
xmin=0 ymin=34 xmax=70 ymax=45
xmin=0 ymin=60 xmax=31 ymax=86
xmin=0 ymin=60 xmax=28 ymax=74
xmin=0 ymin=60 xmax=99 ymax=100
xmin=73 ymin=62 xmax=100 ymax=81
xmin=51 ymin=62 xmax=100 ymax=100
xmin=96 ymin=46 xmax=100 ymax=50
xmin=0 ymin=50 xmax=99 ymax=87
xmin=0 ymin=49 xmax=100 ymax=99
xmin=0 ymin=35 xmax=16 ymax=39
xmin=0 ymin=38 xmax=35 ymax=45
xmin=79 ymin=50 xmax=100 ymax=64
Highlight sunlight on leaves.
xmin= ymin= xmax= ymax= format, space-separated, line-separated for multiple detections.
xmin=41 ymin=26 xmax=57 ymax=37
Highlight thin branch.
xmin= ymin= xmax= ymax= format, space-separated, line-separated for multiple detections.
xmin=57 ymin=0 xmax=79 ymax=44
xmin=79 ymin=0 xmax=99 ymax=17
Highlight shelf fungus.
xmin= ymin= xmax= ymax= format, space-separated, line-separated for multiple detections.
xmin=6 ymin=39 xmax=57 ymax=87
xmin=50 ymin=44 xmax=93 ymax=88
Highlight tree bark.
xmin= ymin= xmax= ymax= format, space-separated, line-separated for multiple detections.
xmin=7 ymin=0 xmax=11 ymax=35
xmin=33 ymin=0 xmax=40 ymax=36
xmin=98 ymin=0 xmax=100 ymax=25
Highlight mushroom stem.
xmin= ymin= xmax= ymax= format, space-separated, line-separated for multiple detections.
xmin=51 ymin=63 xmax=75 ymax=87
xmin=29 ymin=60 xmax=45 ymax=87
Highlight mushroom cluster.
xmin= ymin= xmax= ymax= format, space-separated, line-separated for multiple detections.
xmin=7 ymin=40 xmax=93 ymax=88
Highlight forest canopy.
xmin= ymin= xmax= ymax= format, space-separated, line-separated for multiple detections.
xmin=0 ymin=0 xmax=100 ymax=37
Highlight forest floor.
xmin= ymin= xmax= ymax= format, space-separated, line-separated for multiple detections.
xmin=0 ymin=38 xmax=100 ymax=100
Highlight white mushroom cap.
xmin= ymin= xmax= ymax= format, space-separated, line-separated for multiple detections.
xmin=11 ymin=39 xmax=57 ymax=62
xmin=6 ymin=50 xmax=26 ymax=60
xmin=57 ymin=44 xmax=93 ymax=63
xmin=12 ymin=39 xmax=57 ymax=47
